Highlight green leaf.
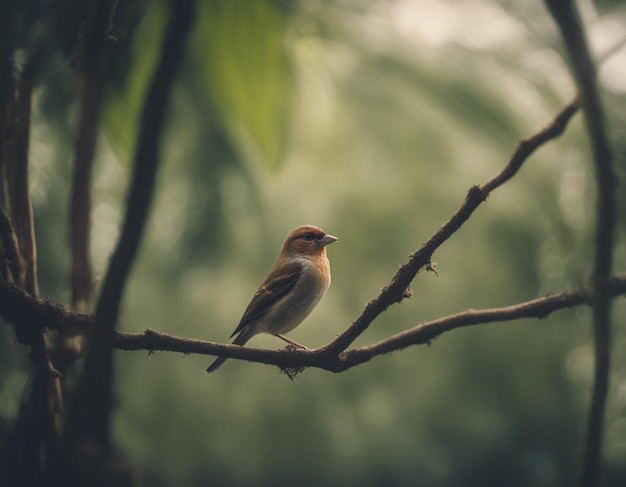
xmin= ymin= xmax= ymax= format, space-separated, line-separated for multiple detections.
xmin=192 ymin=0 xmax=293 ymax=170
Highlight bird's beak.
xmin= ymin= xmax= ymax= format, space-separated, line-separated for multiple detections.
xmin=319 ymin=234 xmax=338 ymax=247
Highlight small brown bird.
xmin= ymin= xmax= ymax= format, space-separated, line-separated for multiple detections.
xmin=207 ymin=225 xmax=337 ymax=373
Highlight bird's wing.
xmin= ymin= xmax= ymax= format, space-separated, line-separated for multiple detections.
xmin=230 ymin=259 xmax=304 ymax=338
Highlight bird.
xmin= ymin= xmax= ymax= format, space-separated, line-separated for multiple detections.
xmin=207 ymin=225 xmax=338 ymax=373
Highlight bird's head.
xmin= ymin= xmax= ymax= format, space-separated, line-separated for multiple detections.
xmin=281 ymin=225 xmax=338 ymax=258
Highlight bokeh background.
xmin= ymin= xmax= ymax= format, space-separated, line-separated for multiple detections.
xmin=2 ymin=0 xmax=626 ymax=485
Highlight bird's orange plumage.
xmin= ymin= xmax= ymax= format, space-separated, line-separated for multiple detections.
xmin=207 ymin=225 xmax=337 ymax=373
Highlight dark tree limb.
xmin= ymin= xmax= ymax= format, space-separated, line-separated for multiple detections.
xmin=15 ymin=55 xmax=64 ymax=443
xmin=0 ymin=54 xmax=41 ymax=347
xmin=62 ymin=0 xmax=195 ymax=471
xmin=544 ymin=2 xmax=617 ymax=487
xmin=0 ymin=51 xmax=66 ymax=485
xmin=55 ymin=2 xmax=118 ymax=449
xmin=69 ymin=0 xmax=118 ymax=313
xmin=0 ymin=276 xmax=93 ymax=333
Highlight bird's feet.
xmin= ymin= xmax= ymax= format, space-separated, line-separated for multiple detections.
xmin=276 ymin=334 xmax=309 ymax=350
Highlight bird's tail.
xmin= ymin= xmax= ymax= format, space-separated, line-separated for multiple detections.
xmin=206 ymin=329 xmax=253 ymax=373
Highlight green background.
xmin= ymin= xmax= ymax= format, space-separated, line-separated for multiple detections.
xmin=2 ymin=0 xmax=626 ymax=485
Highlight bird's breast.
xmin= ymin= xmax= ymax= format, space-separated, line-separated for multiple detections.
xmin=262 ymin=257 xmax=330 ymax=335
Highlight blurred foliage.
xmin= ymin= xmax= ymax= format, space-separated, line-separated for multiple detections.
xmin=103 ymin=0 xmax=293 ymax=170
xmin=191 ymin=1 xmax=293 ymax=171
xmin=2 ymin=0 xmax=626 ymax=486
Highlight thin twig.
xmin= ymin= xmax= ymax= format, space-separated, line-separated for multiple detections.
xmin=11 ymin=55 xmax=38 ymax=297
xmin=0 ymin=207 xmax=22 ymax=283
xmin=544 ymin=2 xmax=617 ymax=486
xmin=340 ymin=276 xmax=625 ymax=369
xmin=325 ymin=97 xmax=579 ymax=355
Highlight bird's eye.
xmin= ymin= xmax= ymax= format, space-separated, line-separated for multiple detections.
xmin=303 ymin=232 xmax=314 ymax=241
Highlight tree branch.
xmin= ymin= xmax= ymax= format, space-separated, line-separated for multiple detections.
xmin=0 ymin=276 xmax=93 ymax=337
xmin=1 ymin=51 xmax=64 ymax=483
xmin=69 ymin=0 xmax=118 ymax=313
xmin=2 ymin=273 xmax=625 ymax=373
xmin=64 ymin=0 xmax=195 ymax=456
xmin=111 ymin=274 xmax=626 ymax=373
xmin=341 ymin=274 xmax=625 ymax=369
xmin=326 ymin=98 xmax=579 ymax=355
xmin=0 ymin=96 xmax=583 ymax=374
xmin=544 ymin=3 xmax=617 ymax=486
